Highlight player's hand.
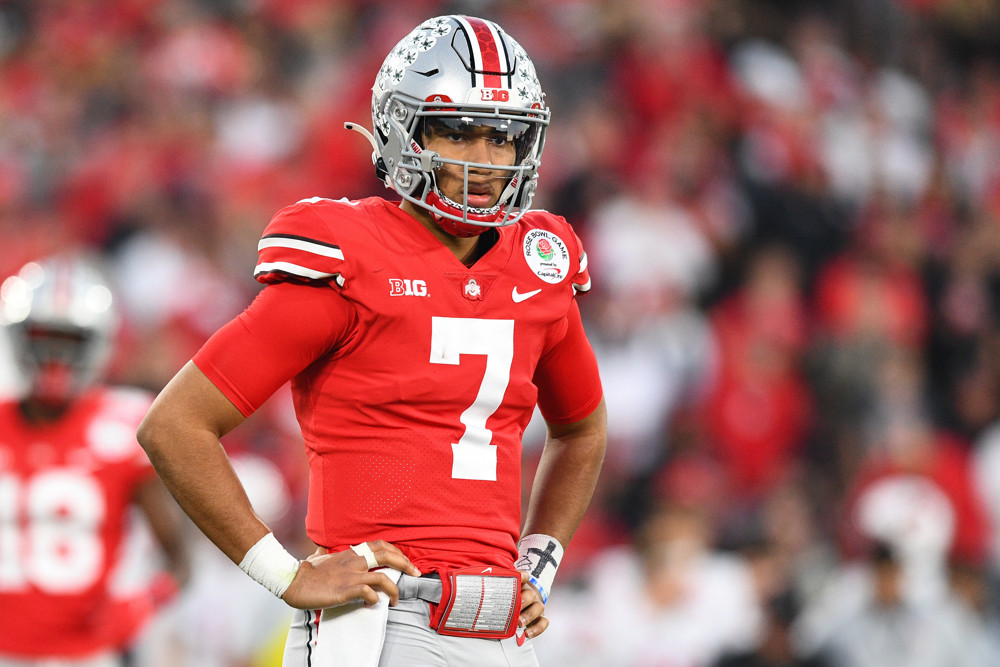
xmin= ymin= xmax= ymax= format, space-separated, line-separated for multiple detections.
xmin=518 ymin=571 xmax=549 ymax=638
xmin=281 ymin=540 xmax=421 ymax=610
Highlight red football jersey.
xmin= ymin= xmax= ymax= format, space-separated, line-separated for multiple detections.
xmin=0 ymin=387 xmax=155 ymax=659
xmin=194 ymin=197 xmax=602 ymax=573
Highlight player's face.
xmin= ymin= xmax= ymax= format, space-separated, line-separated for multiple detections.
xmin=24 ymin=327 xmax=91 ymax=407
xmin=423 ymin=118 xmax=518 ymax=209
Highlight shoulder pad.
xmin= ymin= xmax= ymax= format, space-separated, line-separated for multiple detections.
xmin=253 ymin=197 xmax=365 ymax=287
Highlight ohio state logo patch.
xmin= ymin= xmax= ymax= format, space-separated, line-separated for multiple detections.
xmin=523 ymin=230 xmax=570 ymax=284
xmin=463 ymin=276 xmax=482 ymax=301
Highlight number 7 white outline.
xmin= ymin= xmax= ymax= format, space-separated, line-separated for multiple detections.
xmin=429 ymin=317 xmax=514 ymax=481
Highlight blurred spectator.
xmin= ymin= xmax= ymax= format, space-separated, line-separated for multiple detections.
xmin=794 ymin=541 xmax=992 ymax=667
xmin=536 ymin=502 xmax=763 ymax=667
xmin=972 ymin=421 xmax=1000 ymax=581
xmin=812 ymin=196 xmax=931 ymax=351
xmin=702 ymin=244 xmax=812 ymax=501
xmin=583 ymin=284 xmax=718 ymax=476
xmin=715 ymin=590 xmax=832 ymax=667
xmin=837 ymin=347 xmax=990 ymax=603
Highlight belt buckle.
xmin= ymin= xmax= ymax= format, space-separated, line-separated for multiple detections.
xmin=429 ymin=565 xmax=521 ymax=639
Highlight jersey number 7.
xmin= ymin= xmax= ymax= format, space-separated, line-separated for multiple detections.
xmin=430 ymin=317 xmax=514 ymax=481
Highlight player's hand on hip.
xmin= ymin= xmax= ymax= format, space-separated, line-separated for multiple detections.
xmin=281 ymin=540 xmax=420 ymax=610
xmin=518 ymin=571 xmax=549 ymax=638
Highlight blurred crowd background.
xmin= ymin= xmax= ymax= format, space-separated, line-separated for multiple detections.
xmin=4 ymin=0 xmax=1000 ymax=664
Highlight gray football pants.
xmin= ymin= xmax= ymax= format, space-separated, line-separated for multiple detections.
xmin=283 ymin=597 xmax=539 ymax=666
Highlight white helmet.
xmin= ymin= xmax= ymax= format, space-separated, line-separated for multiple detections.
xmin=1 ymin=254 xmax=117 ymax=402
xmin=347 ymin=15 xmax=550 ymax=237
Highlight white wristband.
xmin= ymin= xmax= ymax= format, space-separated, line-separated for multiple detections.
xmin=238 ymin=533 xmax=300 ymax=599
xmin=515 ymin=533 xmax=564 ymax=604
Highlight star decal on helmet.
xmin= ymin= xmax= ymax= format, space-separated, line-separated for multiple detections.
xmin=414 ymin=34 xmax=436 ymax=51
xmin=421 ymin=17 xmax=451 ymax=31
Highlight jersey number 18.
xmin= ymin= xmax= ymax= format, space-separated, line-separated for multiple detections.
xmin=0 ymin=470 xmax=106 ymax=593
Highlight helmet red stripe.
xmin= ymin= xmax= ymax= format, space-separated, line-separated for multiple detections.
xmin=53 ymin=259 xmax=73 ymax=316
xmin=463 ymin=17 xmax=503 ymax=88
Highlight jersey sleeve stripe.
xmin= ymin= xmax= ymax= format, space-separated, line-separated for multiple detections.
xmin=578 ymin=251 xmax=589 ymax=272
xmin=254 ymin=261 xmax=339 ymax=281
xmin=259 ymin=235 xmax=344 ymax=260
xmin=572 ymin=277 xmax=592 ymax=294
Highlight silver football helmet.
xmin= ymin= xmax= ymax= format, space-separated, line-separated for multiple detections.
xmin=1 ymin=254 xmax=117 ymax=402
xmin=347 ymin=15 xmax=550 ymax=237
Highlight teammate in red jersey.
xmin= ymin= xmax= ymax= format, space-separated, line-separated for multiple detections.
xmin=0 ymin=254 xmax=189 ymax=666
xmin=138 ymin=14 xmax=606 ymax=666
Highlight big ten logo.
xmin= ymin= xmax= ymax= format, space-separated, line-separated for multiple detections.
xmin=389 ymin=278 xmax=429 ymax=297
xmin=480 ymin=89 xmax=510 ymax=102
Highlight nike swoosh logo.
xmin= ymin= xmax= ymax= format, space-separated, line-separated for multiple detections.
xmin=512 ymin=287 xmax=542 ymax=303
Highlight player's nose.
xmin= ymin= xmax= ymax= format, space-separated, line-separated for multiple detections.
xmin=465 ymin=136 xmax=495 ymax=166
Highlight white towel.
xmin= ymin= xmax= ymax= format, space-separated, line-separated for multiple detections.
xmin=310 ymin=568 xmax=402 ymax=666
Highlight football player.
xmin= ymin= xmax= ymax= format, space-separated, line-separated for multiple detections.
xmin=0 ymin=254 xmax=189 ymax=666
xmin=138 ymin=14 xmax=606 ymax=666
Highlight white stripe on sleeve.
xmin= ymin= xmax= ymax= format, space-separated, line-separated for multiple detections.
xmin=254 ymin=261 xmax=338 ymax=281
xmin=258 ymin=237 xmax=344 ymax=260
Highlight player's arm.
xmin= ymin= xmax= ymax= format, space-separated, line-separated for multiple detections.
xmin=524 ymin=400 xmax=607 ymax=550
xmin=138 ymin=362 xmax=260 ymax=566
xmin=518 ymin=398 xmax=606 ymax=636
xmin=137 ymin=283 xmax=418 ymax=609
xmin=518 ymin=302 xmax=607 ymax=636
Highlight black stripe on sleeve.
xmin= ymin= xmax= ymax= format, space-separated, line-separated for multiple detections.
xmin=253 ymin=269 xmax=327 ymax=285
